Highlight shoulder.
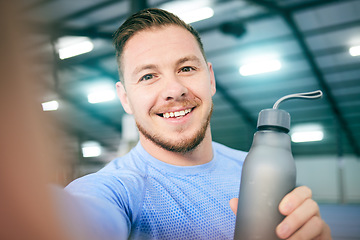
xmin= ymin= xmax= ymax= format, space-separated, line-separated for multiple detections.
xmin=65 ymin=166 xmax=146 ymax=225
xmin=67 ymin=144 xmax=147 ymax=193
xmin=66 ymin=168 xmax=145 ymax=193
xmin=212 ymin=141 xmax=247 ymax=163
xmin=65 ymin=146 xmax=148 ymax=213
xmin=65 ymin=168 xmax=145 ymax=206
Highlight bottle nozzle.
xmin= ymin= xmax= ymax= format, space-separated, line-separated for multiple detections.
xmin=272 ymin=90 xmax=323 ymax=109
xmin=257 ymin=90 xmax=323 ymax=132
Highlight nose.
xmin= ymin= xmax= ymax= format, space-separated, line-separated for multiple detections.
xmin=160 ymin=74 xmax=188 ymax=101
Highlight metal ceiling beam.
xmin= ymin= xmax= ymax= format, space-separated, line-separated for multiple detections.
xmin=59 ymin=90 xmax=122 ymax=134
xmin=287 ymin=0 xmax=349 ymax=12
xmin=215 ymin=76 xmax=257 ymax=128
xmin=304 ymin=19 xmax=360 ymax=37
xmin=243 ymin=0 xmax=360 ymax=156
xmin=198 ymin=11 xmax=276 ymax=34
xmin=283 ymin=15 xmax=360 ymax=158
xmin=57 ymin=51 xmax=115 ymax=70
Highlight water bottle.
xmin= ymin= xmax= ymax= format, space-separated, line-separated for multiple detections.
xmin=234 ymin=90 xmax=323 ymax=240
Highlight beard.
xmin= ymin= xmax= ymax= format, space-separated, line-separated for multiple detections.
xmin=136 ymin=103 xmax=213 ymax=153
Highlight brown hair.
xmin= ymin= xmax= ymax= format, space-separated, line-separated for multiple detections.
xmin=113 ymin=8 xmax=207 ymax=82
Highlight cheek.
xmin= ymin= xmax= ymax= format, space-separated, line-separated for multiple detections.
xmin=192 ymin=80 xmax=214 ymax=100
xmin=127 ymin=89 xmax=155 ymax=115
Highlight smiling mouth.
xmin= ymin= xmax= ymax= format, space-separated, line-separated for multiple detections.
xmin=160 ymin=108 xmax=193 ymax=119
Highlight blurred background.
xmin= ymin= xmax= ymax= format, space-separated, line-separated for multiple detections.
xmin=20 ymin=0 xmax=359 ymax=238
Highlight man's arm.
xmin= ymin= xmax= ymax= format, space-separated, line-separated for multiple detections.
xmin=0 ymin=2 xmax=130 ymax=238
xmin=230 ymin=186 xmax=331 ymax=239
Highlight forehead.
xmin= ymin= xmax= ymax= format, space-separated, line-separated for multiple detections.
xmin=124 ymin=25 xmax=199 ymax=51
xmin=121 ymin=25 xmax=205 ymax=77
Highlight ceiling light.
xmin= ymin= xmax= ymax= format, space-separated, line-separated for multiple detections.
xmin=57 ymin=36 xmax=94 ymax=60
xmin=291 ymin=124 xmax=324 ymax=143
xmin=179 ymin=7 xmax=214 ymax=23
xmin=239 ymin=59 xmax=282 ymax=76
xmin=87 ymin=90 xmax=115 ymax=104
xmin=41 ymin=100 xmax=59 ymax=111
xmin=81 ymin=141 xmax=101 ymax=158
xmin=349 ymin=45 xmax=360 ymax=56
xmin=160 ymin=1 xmax=214 ymax=23
xmin=291 ymin=131 xmax=324 ymax=143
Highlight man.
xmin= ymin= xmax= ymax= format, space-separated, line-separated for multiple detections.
xmin=65 ymin=8 xmax=331 ymax=239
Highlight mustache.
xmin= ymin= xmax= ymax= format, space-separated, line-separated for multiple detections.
xmin=152 ymin=99 xmax=200 ymax=114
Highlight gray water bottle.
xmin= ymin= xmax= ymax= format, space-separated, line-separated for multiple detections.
xmin=234 ymin=90 xmax=323 ymax=240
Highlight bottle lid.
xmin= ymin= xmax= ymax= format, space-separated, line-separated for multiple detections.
xmin=257 ymin=109 xmax=290 ymax=132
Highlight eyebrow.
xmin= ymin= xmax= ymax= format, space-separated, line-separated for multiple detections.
xmin=176 ymin=55 xmax=202 ymax=67
xmin=133 ymin=64 xmax=159 ymax=76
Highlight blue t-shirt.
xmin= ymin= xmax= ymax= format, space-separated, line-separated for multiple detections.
xmin=65 ymin=141 xmax=246 ymax=239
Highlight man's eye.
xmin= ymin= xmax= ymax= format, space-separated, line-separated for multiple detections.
xmin=180 ymin=66 xmax=194 ymax=72
xmin=140 ymin=74 xmax=154 ymax=81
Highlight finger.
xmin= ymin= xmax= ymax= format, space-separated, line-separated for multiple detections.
xmin=229 ymin=198 xmax=238 ymax=215
xmin=279 ymin=186 xmax=312 ymax=216
xmin=276 ymin=198 xmax=320 ymax=239
xmin=286 ymin=216 xmax=326 ymax=240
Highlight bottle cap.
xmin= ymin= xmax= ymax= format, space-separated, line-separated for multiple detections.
xmin=257 ymin=109 xmax=290 ymax=132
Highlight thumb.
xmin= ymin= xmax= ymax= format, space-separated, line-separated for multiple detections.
xmin=229 ymin=198 xmax=238 ymax=215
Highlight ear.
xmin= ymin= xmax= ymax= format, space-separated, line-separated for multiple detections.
xmin=115 ymin=81 xmax=133 ymax=114
xmin=207 ymin=62 xmax=216 ymax=96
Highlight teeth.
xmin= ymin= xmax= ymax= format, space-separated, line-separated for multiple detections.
xmin=162 ymin=108 xmax=192 ymax=118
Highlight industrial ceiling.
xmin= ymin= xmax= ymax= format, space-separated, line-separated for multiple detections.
xmin=21 ymin=0 xmax=360 ymax=170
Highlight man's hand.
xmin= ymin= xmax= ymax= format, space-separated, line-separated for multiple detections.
xmin=229 ymin=186 xmax=332 ymax=239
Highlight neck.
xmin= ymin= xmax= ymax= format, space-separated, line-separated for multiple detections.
xmin=139 ymin=128 xmax=213 ymax=166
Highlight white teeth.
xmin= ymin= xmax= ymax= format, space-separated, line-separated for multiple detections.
xmin=162 ymin=108 xmax=192 ymax=118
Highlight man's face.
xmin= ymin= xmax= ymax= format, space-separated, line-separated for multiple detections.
xmin=116 ymin=25 xmax=216 ymax=153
